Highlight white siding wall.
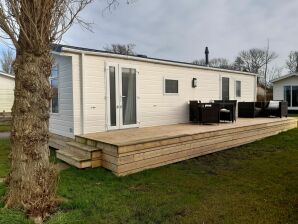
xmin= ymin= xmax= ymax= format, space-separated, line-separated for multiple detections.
xmin=68 ymin=53 xmax=256 ymax=135
xmin=49 ymin=55 xmax=74 ymax=138
xmin=71 ymin=54 xmax=82 ymax=136
xmin=273 ymin=76 xmax=298 ymax=110
xmin=83 ymin=55 xmax=106 ymax=133
xmin=0 ymin=75 xmax=14 ymax=112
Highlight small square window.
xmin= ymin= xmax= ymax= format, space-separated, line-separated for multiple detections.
xmin=165 ymin=79 xmax=179 ymax=94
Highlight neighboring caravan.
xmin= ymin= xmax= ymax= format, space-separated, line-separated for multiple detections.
xmin=50 ymin=44 xmax=257 ymax=139
xmin=0 ymin=71 xmax=15 ymax=114
xmin=272 ymin=73 xmax=298 ymax=112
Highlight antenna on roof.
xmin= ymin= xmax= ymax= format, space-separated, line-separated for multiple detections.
xmin=205 ymin=46 xmax=209 ymax=66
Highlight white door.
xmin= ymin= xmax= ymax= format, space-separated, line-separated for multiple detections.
xmin=106 ymin=63 xmax=139 ymax=130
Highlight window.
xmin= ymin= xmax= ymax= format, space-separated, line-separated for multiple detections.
xmin=222 ymin=77 xmax=230 ymax=100
xmin=284 ymin=86 xmax=291 ymax=107
xmin=236 ymin=80 xmax=241 ymax=97
xmin=50 ymin=66 xmax=59 ymax=113
xmin=109 ymin=66 xmax=117 ymax=126
xmin=292 ymin=86 xmax=298 ymax=107
xmin=164 ymin=79 xmax=179 ymax=94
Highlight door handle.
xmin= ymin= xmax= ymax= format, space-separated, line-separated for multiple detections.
xmin=122 ymin=96 xmax=127 ymax=98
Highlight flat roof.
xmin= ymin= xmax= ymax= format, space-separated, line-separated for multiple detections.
xmin=52 ymin=44 xmax=256 ymax=77
xmin=271 ymin=73 xmax=298 ymax=83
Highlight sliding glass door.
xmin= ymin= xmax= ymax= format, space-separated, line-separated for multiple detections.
xmin=284 ymin=85 xmax=298 ymax=108
xmin=292 ymin=86 xmax=298 ymax=107
xmin=106 ymin=63 xmax=138 ymax=130
xmin=284 ymin=86 xmax=291 ymax=107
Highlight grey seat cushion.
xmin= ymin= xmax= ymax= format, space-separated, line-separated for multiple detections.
xmin=220 ymin=108 xmax=230 ymax=113
xmin=267 ymin=101 xmax=280 ymax=110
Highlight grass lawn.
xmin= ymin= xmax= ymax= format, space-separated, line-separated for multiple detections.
xmin=0 ymin=139 xmax=10 ymax=178
xmin=0 ymin=128 xmax=298 ymax=224
xmin=0 ymin=121 xmax=11 ymax=132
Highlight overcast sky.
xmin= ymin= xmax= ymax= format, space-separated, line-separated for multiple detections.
xmin=1 ymin=0 xmax=298 ymax=74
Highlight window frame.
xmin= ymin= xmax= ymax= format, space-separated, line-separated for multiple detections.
xmin=285 ymin=85 xmax=298 ymax=108
xmin=284 ymin=85 xmax=291 ymax=107
xmin=163 ymin=78 xmax=179 ymax=95
xmin=221 ymin=77 xmax=230 ymax=100
xmin=291 ymin=85 xmax=298 ymax=107
xmin=50 ymin=64 xmax=60 ymax=114
xmin=235 ymin=80 xmax=241 ymax=98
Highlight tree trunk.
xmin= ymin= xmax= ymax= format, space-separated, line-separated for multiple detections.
xmin=5 ymin=49 xmax=58 ymax=220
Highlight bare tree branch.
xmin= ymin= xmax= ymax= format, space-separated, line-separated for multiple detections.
xmin=0 ymin=0 xmax=94 ymax=53
xmin=192 ymin=58 xmax=232 ymax=69
xmin=286 ymin=51 xmax=298 ymax=73
xmin=104 ymin=43 xmax=136 ymax=55
xmin=234 ymin=48 xmax=278 ymax=84
xmin=0 ymin=48 xmax=15 ymax=74
xmin=102 ymin=0 xmax=137 ymax=15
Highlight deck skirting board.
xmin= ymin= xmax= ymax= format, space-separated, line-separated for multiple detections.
xmin=117 ymin=120 xmax=295 ymax=154
xmin=101 ymin=121 xmax=294 ymax=163
xmin=52 ymin=118 xmax=297 ymax=176
xmin=119 ymin=122 xmax=295 ymax=158
xmin=98 ymin=120 xmax=297 ymax=176
xmin=98 ymin=120 xmax=294 ymax=159
xmin=116 ymin=126 xmax=295 ymax=176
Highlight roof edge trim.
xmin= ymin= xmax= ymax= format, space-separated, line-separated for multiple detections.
xmin=56 ymin=45 xmax=257 ymax=76
xmin=271 ymin=73 xmax=298 ymax=83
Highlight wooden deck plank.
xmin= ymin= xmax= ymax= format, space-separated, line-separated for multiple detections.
xmin=53 ymin=118 xmax=297 ymax=175
xmin=115 ymin=124 xmax=295 ymax=170
xmin=117 ymin=126 xmax=294 ymax=175
xmin=102 ymin=121 xmax=296 ymax=166
xmin=79 ymin=118 xmax=295 ymax=146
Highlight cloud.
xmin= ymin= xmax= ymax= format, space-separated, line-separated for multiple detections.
xmin=1 ymin=0 xmax=297 ymax=73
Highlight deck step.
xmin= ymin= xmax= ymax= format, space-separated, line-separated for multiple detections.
xmin=49 ymin=138 xmax=66 ymax=150
xmin=57 ymin=141 xmax=102 ymax=169
xmin=49 ymin=133 xmax=72 ymax=150
xmin=67 ymin=141 xmax=100 ymax=152
xmin=56 ymin=150 xmax=91 ymax=168
xmin=75 ymin=136 xmax=87 ymax=144
xmin=66 ymin=141 xmax=102 ymax=159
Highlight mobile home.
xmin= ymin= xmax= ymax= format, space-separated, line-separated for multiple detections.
xmin=0 ymin=71 xmax=15 ymax=114
xmin=49 ymin=44 xmax=282 ymax=175
xmin=50 ymin=44 xmax=257 ymax=139
xmin=272 ymin=73 xmax=298 ymax=112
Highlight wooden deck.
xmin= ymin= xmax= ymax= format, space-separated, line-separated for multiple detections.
xmin=55 ymin=118 xmax=297 ymax=176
